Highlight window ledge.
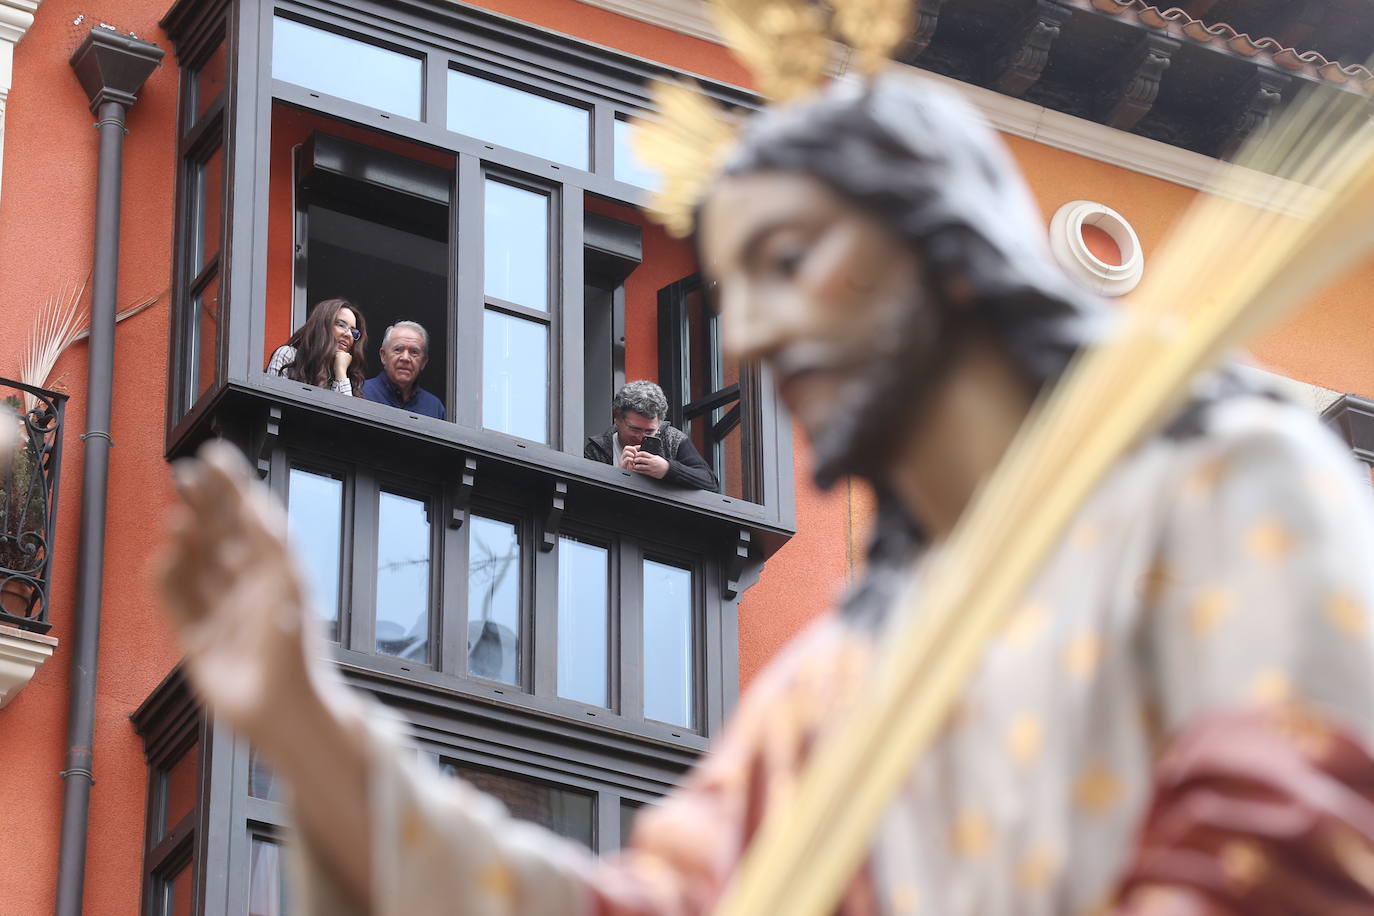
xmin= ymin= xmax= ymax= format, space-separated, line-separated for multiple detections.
xmin=340 ymin=657 xmax=705 ymax=783
xmin=171 ymin=376 xmax=796 ymax=554
xmin=0 ymin=622 xmax=57 ymax=709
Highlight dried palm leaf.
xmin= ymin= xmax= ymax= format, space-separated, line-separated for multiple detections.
xmin=18 ymin=275 xmax=162 ymax=412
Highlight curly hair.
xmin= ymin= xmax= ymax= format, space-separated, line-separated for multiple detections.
xmin=612 ymin=380 xmax=669 ymax=421
xmin=718 ymin=72 xmax=1108 ymax=392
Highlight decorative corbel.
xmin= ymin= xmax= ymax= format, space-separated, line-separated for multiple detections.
xmin=255 ymin=405 xmax=282 ymax=479
xmin=541 ymin=479 xmax=568 ymax=551
xmin=991 ymin=0 xmax=1072 ymax=98
xmin=721 ymin=528 xmax=751 ymax=600
xmin=1097 ymin=33 xmax=1178 ymax=132
xmin=447 ymin=456 xmax=477 ymax=529
xmin=900 ymin=0 xmax=945 ymax=62
xmin=1213 ymin=65 xmax=1290 ymax=159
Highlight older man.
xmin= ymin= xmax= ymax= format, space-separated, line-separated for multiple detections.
xmin=362 ymin=320 xmax=446 ymax=420
xmin=584 ymin=380 xmax=719 ymax=490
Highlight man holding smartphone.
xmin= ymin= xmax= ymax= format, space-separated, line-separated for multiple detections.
xmin=584 ymin=380 xmax=720 ymax=490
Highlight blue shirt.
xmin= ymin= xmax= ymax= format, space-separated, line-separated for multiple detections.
xmin=362 ymin=374 xmax=447 ymax=420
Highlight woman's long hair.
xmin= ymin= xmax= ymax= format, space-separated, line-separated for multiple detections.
xmin=273 ymin=299 xmax=368 ymax=396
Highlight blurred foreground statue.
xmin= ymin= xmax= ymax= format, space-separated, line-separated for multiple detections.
xmin=161 ymin=3 xmax=1374 ymax=913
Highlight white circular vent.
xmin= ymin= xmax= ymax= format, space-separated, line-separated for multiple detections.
xmin=1048 ymin=200 xmax=1144 ymax=297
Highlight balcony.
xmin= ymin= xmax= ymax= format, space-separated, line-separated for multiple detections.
xmin=0 ymin=379 xmax=66 ymax=709
xmin=0 ymin=378 xmax=67 ymax=634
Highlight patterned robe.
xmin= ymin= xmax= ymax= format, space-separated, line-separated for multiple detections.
xmin=294 ymin=394 xmax=1374 ymax=915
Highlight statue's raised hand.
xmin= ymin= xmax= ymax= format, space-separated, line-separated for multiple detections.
xmin=160 ymin=441 xmax=333 ymax=748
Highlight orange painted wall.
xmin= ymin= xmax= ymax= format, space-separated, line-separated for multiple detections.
xmin=0 ymin=1 xmax=182 ymax=913
xmin=1004 ymin=134 xmax=1374 ymax=398
xmin=4 ymin=0 xmax=1374 ymax=912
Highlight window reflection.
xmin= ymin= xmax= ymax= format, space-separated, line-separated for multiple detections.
xmin=613 ymin=118 xmax=661 ymax=191
xmin=272 ymin=17 xmax=422 ymax=120
xmin=484 ymin=180 xmax=549 ymax=311
xmin=162 ymin=742 xmax=200 ymax=838
xmin=375 ymin=491 xmax=431 ymax=662
xmin=249 ymin=746 xmax=284 ymax=803
xmin=160 ymin=859 xmax=194 ymax=916
xmin=448 ymin=70 xmax=589 ymax=170
xmin=557 ymin=537 xmax=609 ymax=707
xmin=195 ymin=146 xmax=223 ymax=273
xmin=642 ymin=560 xmax=694 ymax=727
xmin=193 ymin=281 xmax=221 ymax=397
xmin=467 ymin=516 xmax=521 ymax=683
xmin=287 ymin=468 xmax=344 ymax=641
xmin=193 ymin=40 xmax=227 ymax=120
xmin=442 ymin=762 xmax=595 ymax=849
xmin=482 ymin=311 xmax=548 ymax=443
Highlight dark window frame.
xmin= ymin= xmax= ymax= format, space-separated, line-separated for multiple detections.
xmin=281 ymin=455 xmax=355 ymax=643
xmin=478 ymin=167 xmax=563 ymax=446
xmin=550 ymin=521 xmax=621 ymax=716
xmin=658 ymin=273 xmax=763 ymax=501
xmin=160 ymin=0 xmax=794 ymax=542
xmin=464 ymin=500 xmax=535 ymax=687
xmin=366 ymin=471 xmax=442 ymax=666
xmin=270 ymin=439 xmax=726 ymax=745
xmin=132 ymin=660 xmax=700 ymax=912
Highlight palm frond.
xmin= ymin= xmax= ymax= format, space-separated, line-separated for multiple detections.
xmin=17 ymin=276 xmax=163 ymax=413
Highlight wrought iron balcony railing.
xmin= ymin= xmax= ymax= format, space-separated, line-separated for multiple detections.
xmin=0 ymin=379 xmax=68 ymax=634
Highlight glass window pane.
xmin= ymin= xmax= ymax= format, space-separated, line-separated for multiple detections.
xmin=467 ymin=515 xmax=521 ymax=684
xmin=448 ymin=70 xmax=589 ymax=169
xmin=642 ymin=560 xmax=694 ymax=727
xmin=484 ymin=180 xmax=549 ymax=311
xmin=161 ymin=742 xmax=199 ymax=838
xmin=620 ymin=801 xmax=643 ymax=850
xmin=160 ymin=860 xmax=194 ymax=916
xmin=272 ymin=16 xmax=421 ymax=120
xmin=482 ymin=310 xmax=548 ymax=443
xmin=613 ymin=118 xmax=661 ymax=191
xmin=249 ymin=746 xmax=284 ymax=802
xmin=195 ymin=146 xmax=223 ymax=273
xmin=287 ymin=468 xmax=344 ymax=642
xmin=444 ymin=763 xmax=594 ymax=849
xmin=193 ymin=40 xmax=226 ymax=120
xmin=193 ymin=275 xmax=221 ymax=397
xmin=557 ymin=537 xmax=609 ymax=707
xmin=375 ymin=491 xmax=430 ymax=662
xmin=249 ymin=838 xmax=290 ymax=916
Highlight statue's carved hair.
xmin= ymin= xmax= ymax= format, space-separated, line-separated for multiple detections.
xmin=718 ymin=73 xmax=1108 ymax=391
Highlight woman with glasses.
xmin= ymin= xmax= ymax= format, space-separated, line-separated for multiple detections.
xmin=265 ymin=298 xmax=368 ymax=397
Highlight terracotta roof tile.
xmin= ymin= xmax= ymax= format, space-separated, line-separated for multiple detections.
xmin=1073 ymin=0 xmax=1374 ymax=93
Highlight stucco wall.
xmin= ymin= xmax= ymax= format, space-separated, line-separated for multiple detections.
xmin=1 ymin=0 xmax=1372 ymax=913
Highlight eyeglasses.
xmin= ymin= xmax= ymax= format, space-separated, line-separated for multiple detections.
xmin=334 ymin=319 xmax=361 ymax=341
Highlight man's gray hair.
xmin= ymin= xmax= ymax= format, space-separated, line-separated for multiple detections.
xmin=381 ymin=320 xmax=430 ymax=353
xmin=612 ymin=380 xmax=669 ymax=421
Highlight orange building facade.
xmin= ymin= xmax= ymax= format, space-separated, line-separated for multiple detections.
xmin=0 ymin=0 xmax=1371 ymax=913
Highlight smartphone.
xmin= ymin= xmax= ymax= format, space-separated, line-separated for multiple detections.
xmin=639 ymin=435 xmax=662 ymax=457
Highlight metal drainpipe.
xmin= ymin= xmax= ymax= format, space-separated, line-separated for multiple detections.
xmin=56 ymin=29 xmax=162 ymax=916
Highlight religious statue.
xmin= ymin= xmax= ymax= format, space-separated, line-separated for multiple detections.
xmin=160 ymin=3 xmax=1374 ymax=912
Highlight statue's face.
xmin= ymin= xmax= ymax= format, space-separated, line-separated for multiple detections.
xmin=700 ymin=170 xmax=938 ymax=484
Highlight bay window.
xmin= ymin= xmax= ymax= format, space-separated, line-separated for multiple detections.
xmin=154 ymin=0 xmax=792 ymax=908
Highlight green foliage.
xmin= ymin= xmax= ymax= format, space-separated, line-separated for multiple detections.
xmin=0 ymin=401 xmax=47 ymax=574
